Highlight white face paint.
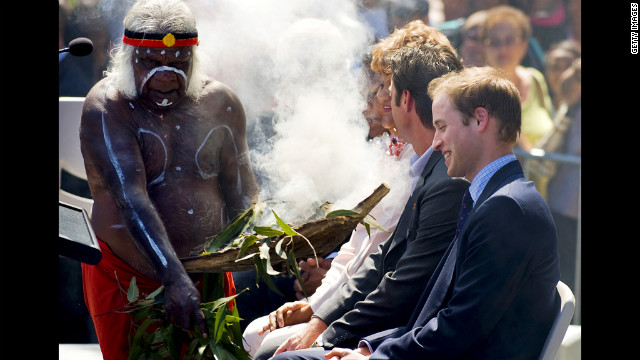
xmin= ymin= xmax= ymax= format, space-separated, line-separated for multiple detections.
xmin=176 ymin=51 xmax=181 ymax=57
xmin=138 ymin=66 xmax=189 ymax=97
xmin=157 ymin=98 xmax=173 ymax=107
xmin=227 ymin=107 xmax=232 ymax=112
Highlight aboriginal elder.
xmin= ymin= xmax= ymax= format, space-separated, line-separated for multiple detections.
xmin=79 ymin=0 xmax=259 ymax=358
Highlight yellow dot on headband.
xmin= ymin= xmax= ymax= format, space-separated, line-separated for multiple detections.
xmin=162 ymin=33 xmax=176 ymax=47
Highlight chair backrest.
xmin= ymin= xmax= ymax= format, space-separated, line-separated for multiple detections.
xmin=59 ymin=97 xmax=93 ymax=216
xmin=538 ymin=281 xmax=575 ymax=360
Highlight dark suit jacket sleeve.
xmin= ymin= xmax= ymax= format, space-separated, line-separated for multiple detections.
xmin=370 ymin=193 xmax=552 ymax=359
xmin=317 ymin=174 xmax=469 ymax=348
xmin=362 ymin=326 xmax=406 ymax=350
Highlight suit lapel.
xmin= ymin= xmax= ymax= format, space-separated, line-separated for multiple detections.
xmin=386 ymin=151 xmax=444 ymax=253
xmin=413 ymin=150 xmax=443 ymax=191
xmin=475 ymin=160 xmax=524 ymax=208
xmin=408 ymin=160 xmax=525 ymax=329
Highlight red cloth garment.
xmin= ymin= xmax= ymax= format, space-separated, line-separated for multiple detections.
xmin=224 ymin=271 xmax=236 ymax=310
xmin=82 ymin=239 xmax=236 ymax=359
xmin=82 ymin=239 xmax=162 ymax=359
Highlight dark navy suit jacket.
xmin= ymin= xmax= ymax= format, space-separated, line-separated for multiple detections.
xmin=315 ymin=150 xmax=470 ymax=349
xmin=365 ymin=160 xmax=560 ymax=359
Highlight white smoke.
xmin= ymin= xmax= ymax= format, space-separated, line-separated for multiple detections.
xmin=98 ymin=0 xmax=411 ymax=226
xmin=185 ymin=0 xmax=411 ymax=226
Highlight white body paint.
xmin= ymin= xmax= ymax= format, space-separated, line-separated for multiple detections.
xmin=195 ymin=125 xmax=238 ymax=186
xmin=138 ymin=128 xmax=168 ymax=185
xmin=101 ymin=113 xmax=168 ymax=267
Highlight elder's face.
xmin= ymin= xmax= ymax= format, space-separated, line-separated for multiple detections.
xmin=132 ymin=46 xmax=194 ymax=109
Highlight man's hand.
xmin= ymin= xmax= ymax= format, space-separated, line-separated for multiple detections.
xmin=294 ymin=257 xmax=333 ymax=299
xmin=324 ymin=347 xmax=371 ymax=360
xmin=163 ymin=274 xmax=207 ymax=338
xmin=259 ymin=300 xmax=313 ymax=335
xmin=273 ymin=316 xmax=328 ymax=355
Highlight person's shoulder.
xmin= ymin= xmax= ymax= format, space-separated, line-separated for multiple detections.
xmin=200 ymin=78 xmax=239 ymax=100
xmin=84 ymin=78 xmax=124 ymax=109
xmin=525 ymin=66 xmax=547 ymax=83
xmin=196 ymin=78 xmax=244 ymax=110
xmin=198 ymin=78 xmax=246 ymax=109
xmin=478 ymin=180 xmax=554 ymax=239
xmin=82 ymin=78 xmax=133 ymax=124
xmin=486 ymin=178 xmax=547 ymax=214
xmin=420 ymin=158 xmax=469 ymax=194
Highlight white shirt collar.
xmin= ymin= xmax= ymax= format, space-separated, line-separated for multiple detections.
xmin=409 ymin=146 xmax=434 ymax=192
xmin=468 ymin=154 xmax=518 ymax=204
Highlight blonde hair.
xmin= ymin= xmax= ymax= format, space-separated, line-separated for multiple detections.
xmin=482 ymin=5 xmax=532 ymax=41
xmin=371 ymin=20 xmax=456 ymax=75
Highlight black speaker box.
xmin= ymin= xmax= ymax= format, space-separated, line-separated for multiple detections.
xmin=59 ymin=201 xmax=101 ymax=264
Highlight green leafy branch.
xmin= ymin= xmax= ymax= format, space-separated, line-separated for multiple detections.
xmin=198 ymin=202 xmax=388 ymax=299
xmin=119 ymin=274 xmax=250 ymax=360
xmin=105 ymin=189 xmax=389 ymax=360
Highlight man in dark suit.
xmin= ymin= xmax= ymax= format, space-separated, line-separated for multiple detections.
xmin=275 ymin=66 xmax=561 ymax=360
xmin=253 ymin=41 xmax=469 ymax=360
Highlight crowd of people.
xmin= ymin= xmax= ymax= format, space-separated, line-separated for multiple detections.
xmin=59 ymin=0 xmax=581 ymax=359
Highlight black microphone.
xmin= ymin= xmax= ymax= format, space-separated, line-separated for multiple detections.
xmin=59 ymin=37 xmax=94 ymax=57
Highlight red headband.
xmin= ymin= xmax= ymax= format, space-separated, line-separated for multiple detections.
xmin=122 ymin=30 xmax=199 ymax=47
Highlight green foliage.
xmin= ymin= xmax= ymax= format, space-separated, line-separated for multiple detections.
xmin=203 ymin=207 xmax=255 ymax=254
xmin=120 ymin=199 xmax=388 ymax=359
xmin=326 ymin=209 xmax=389 ymax=238
xmin=123 ymin=274 xmax=250 ymax=360
xmin=225 ymin=203 xmax=389 ymax=301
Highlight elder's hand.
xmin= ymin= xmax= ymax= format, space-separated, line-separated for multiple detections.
xmin=163 ymin=274 xmax=207 ymax=338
